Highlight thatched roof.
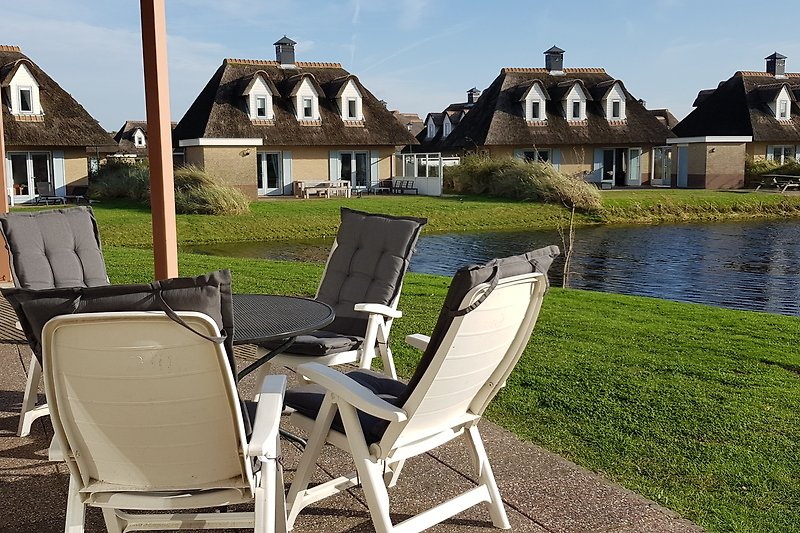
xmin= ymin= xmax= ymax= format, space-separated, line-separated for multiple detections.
xmin=673 ymin=71 xmax=800 ymax=141
xmin=0 ymin=45 xmax=114 ymax=148
xmin=441 ymin=67 xmax=674 ymax=150
xmin=392 ymin=111 xmax=424 ymax=136
xmin=173 ymin=59 xmax=417 ymax=147
xmin=112 ymin=120 xmax=177 ymax=157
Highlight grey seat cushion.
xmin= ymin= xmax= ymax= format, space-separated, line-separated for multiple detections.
xmin=1 ymin=270 xmax=235 ymax=373
xmin=0 ymin=207 xmax=108 ymax=290
xmin=316 ymin=208 xmax=427 ymax=337
xmin=284 ymin=247 xmax=560 ymax=444
xmin=267 ymin=330 xmax=363 ymax=357
xmin=284 ymin=369 xmax=407 ymax=444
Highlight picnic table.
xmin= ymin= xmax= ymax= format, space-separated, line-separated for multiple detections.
xmin=755 ymin=174 xmax=800 ymax=193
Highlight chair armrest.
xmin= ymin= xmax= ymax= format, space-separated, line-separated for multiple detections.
xmin=248 ymin=375 xmax=287 ymax=458
xmin=405 ymin=334 xmax=430 ymax=352
xmin=297 ymin=362 xmax=407 ymax=423
xmin=354 ymin=303 xmax=402 ymax=319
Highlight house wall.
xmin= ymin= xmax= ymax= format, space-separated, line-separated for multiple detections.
xmin=748 ymin=142 xmax=768 ymax=160
xmin=192 ymin=145 xmax=259 ymax=197
xmin=63 ymin=148 xmax=89 ymax=186
xmin=703 ymin=143 xmax=746 ymax=189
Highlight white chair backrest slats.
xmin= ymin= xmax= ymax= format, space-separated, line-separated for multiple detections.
xmin=384 ymin=273 xmax=543 ymax=449
xmin=43 ymin=312 xmax=252 ymax=493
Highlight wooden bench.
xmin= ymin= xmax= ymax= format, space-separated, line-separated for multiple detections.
xmin=756 ymin=174 xmax=800 ymax=193
xmin=293 ymin=180 xmax=351 ymax=199
xmin=391 ymin=179 xmax=418 ymax=195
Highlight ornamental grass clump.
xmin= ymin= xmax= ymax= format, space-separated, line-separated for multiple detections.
xmin=173 ymin=165 xmax=251 ymax=215
xmin=90 ymin=159 xmax=150 ymax=202
xmin=445 ymin=155 xmax=602 ymax=213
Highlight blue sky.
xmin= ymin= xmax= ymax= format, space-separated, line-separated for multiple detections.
xmin=2 ymin=0 xmax=799 ymax=131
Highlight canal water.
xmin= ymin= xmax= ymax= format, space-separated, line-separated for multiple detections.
xmin=183 ymin=219 xmax=800 ymax=317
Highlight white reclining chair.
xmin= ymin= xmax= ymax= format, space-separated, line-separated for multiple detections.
xmin=283 ymin=247 xmax=559 ymax=533
xmin=43 ymin=311 xmax=287 ymax=533
xmin=0 ymin=207 xmax=109 ymax=437
xmin=257 ymin=208 xmax=426 ymax=379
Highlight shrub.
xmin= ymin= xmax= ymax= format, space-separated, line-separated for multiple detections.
xmin=90 ymin=158 xmax=150 ymax=201
xmin=173 ymin=165 xmax=250 ymax=215
xmin=445 ymin=155 xmax=602 ymax=213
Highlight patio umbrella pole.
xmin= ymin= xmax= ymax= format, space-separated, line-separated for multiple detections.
xmin=0 ymin=101 xmax=12 ymax=283
xmin=140 ymin=0 xmax=178 ymax=279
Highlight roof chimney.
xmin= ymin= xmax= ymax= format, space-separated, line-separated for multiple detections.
xmin=274 ymin=36 xmax=297 ymax=67
xmin=544 ymin=46 xmax=565 ymax=75
xmin=467 ymin=87 xmax=481 ymax=105
xmin=766 ymin=52 xmax=787 ymax=78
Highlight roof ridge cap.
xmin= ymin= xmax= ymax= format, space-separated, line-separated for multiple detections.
xmin=501 ymin=67 xmax=606 ymax=74
xmin=296 ymin=61 xmax=343 ymax=68
xmin=0 ymin=45 xmax=22 ymax=52
xmin=226 ymin=58 xmax=279 ymax=66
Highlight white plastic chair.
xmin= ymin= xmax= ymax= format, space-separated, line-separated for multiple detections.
xmin=285 ymin=264 xmax=549 ymax=532
xmin=42 ymin=311 xmax=287 ymax=533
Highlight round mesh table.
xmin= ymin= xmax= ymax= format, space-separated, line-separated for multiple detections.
xmin=233 ymin=294 xmax=334 ymax=380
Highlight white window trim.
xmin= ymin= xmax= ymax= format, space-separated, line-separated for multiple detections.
xmin=18 ymin=86 xmax=34 ymax=114
xmin=611 ymin=100 xmax=621 ymax=119
xmin=778 ymin=99 xmax=790 ymax=120
xmin=346 ymin=98 xmax=358 ymax=119
xmin=255 ymin=95 xmax=268 ymax=118
xmin=530 ymin=100 xmax=542 ymax=120
xmin=571 ymin=100 xmax=582 ymax=120
xmin=302 ymin=97 xmax=313 ymax=119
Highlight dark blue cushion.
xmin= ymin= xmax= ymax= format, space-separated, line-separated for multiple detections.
xmin=285 ymin=369 xmax=407 ymax=444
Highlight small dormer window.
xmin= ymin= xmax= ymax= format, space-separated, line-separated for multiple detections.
xmin=571 ymin=101 xmax=581 ymax=120
xmin=303 ymin=97 xmax=313 ymax=118
xmin=611 ymin=100 xmax=621 ymax=119
xmin=779 ymin=100 xmax=788 ymax=119
xmin=133 ymin=129 xmax=146 ymax=147
xmin=337 ymin=78 xmax=363 ymax=121
xmin=19 ymin=87 xmax=33 ymax=113
xmin=531 ymin=101 xmax=541 ymax=120
xmin=443 ymin=120 xmax=452 ymax=137
xmin=347 ymin=98 xmax=357 ymax=119
xmin=427 ymin=120 xmax=436 ymax=138
xmin=255 ymin=96 xmax=267 ymax=118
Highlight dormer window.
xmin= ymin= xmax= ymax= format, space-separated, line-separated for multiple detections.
xmin=779 ymin=100 xmax=788 ymax=119
xmin=243 ymin=72 xmax=276 ymax=121
xmin=602 ymin=82 xmax=627 ymax=121
xmin=531 ymin=101 xmax=542 ymax=120
xmin=292 ymin=75 xmax=321 ymax=121
xmin=443 ymin=118 xmax=452 ymax=137
xmin=571 ymin=100 xmax=581 ymax=120
xmin=770 ymin=86 xmax=792 ymax=121
xmin=303 ymin=97 xmax=313 ymax=118
xmin=19 ymin=87 xmax=33 ymax=113
xmin=426 ymin=118 xmax=436 ymax=138
xmin=562 ymin=81 xmax=589 ymax=122
xmin=336 ymin=78 xmax=363 ymax=121
xmin=133 ymin=129 xmax=146 ymax=147
xmin=611 ymin=100 xmax=621 ymax=118
xmin=521 ymin=81 xmax=548 ymax=122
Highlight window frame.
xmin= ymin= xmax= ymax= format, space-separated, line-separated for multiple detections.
xmin=779 ymin=100 xmax=789 ymax=119
xmin=611 ymin=100 xmax=621 ymax=119
xmin=346 ymin=98 xmax=357 ymax=119
xmin=531 ymin=100 xmax=541 ymax=120
xmin=522 ymin=149 xmax=551 ymax=163
xmin=255 ymin=96 xmax=268 ymax=118
xmin=302 ymin=97 xmax=314 ymax=119
xmin=18 ymin=86 xmax=34 ymax=114
xmin=571 ymin=100 xmax=581 ymax=120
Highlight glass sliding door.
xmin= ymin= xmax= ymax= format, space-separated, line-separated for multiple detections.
xmin=257 ymin=152 xmax=282 ymax=195
xmin=7 ymin=151 xmax=52 ymax=200
xmin=339 ymin=151 xmax=370 ymax=187
xmin=354 ymin=152 xmax=368 ymax=187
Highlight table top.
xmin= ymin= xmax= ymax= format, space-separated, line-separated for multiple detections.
xmin=232 ymin=294 xmax=334 ymax=345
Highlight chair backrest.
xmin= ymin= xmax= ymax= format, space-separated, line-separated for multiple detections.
xmin=316 ymin=208 xmax=427 ymax=336
xmin=42 ymin=311 xmax=253 ymax=495
xmin=381 ymin=247 xmax=559 ymax=449
xmin=36 ymin=181 xmax=55 ymax=197
xmin=0 ymin=206 xmax=108 ymax=289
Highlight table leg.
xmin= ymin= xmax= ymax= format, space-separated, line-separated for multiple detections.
xmin=238 ymin=337 xmax=296 ymax=381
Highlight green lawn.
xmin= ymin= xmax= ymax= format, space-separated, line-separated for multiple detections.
xmin=103 ymin=247 xmax=800 ymax=533
xmin=80 ymin=189 xmax=800 ymax=248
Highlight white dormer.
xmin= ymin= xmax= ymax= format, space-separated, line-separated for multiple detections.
xmin=602 ymin=82 xmax=627 ymax=121
xmin=564 ymin=83 xmax=588 ymax=121
xmin=426 ymin=116 xmax=437 ymax=138
xmin=133 ymin=128 xmax=146 ymax=148
xmin=7 ymin=62 xmax=42 ymax=116
xmin=770 ymin=86 xmax=793 ymax=120
xmin=337 ymin=78 xmax=363 ymax=120
xmin=243 ymin=72 xmax=275 ymax=120
xmin=443 ymin=115 xmax=452 ymax=137
xmin=294 ymin=77 xmax=320 ymax=121
xmin=521 ymin=81 xmax=548 ymax=121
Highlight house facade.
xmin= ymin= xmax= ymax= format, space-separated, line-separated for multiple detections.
xmin=415 ymin=87 xmax=481 ymax=153
xmin=671 ymin=53 xmax=800 ymax=188
xmin=440 ymin=48 xmax=675 ymax=188
xmin=1 ymin=45 xmax=113 ymax=203
xmin=173 ymin=37 xmax=417 ymax=197
xmin=111 ymin=120 xmax=177 ymax=160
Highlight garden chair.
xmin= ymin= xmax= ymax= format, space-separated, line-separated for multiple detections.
xmin=283 ymin=247 xmax=559 ymax=532
xmin=34 ymin=181 xmax=66 ymax=205
xmin=256 ymin=207 xmax=427 ymax=379
xmin=0 ymin=206 xmax=109 ymax=436
xmin=43 ymin=311 xmax=287 ymax=532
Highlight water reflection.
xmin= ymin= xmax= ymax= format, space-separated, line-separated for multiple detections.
xmin=183 ymin=220 xmax=800 ymax=317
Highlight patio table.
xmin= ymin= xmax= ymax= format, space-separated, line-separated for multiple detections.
xmin=233 ymin=294 xmax=334 ymax=381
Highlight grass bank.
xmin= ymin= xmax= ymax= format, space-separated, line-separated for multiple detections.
xmin=104 ymin=247 xmax=800 ymax=533
xmin=85 ymin=189 xmax=800 ymax=247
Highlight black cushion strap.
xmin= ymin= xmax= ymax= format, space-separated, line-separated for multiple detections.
xmin=154 ymin=290 xmax=227 ymax=345
xmin=445 ymin=264 xmax=499 ymax=318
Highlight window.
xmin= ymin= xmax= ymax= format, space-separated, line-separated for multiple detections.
xmin=19 ymin=87 xmax=33 ymax=113
xmin=8 ymin=151 xmax=52 ymax=196
xmin=303 ymin=97 xmax=313 ymax=118
xmin=611 ymin=100 xmax=621 ymax=119
xmin=347 ymin=98 xmax=357 ymax=119
xmin=779 ymin=100 xmax=789 ymax=119
xmin=257 ymin=152 xmax=282 ymax=195
xmin=770 ymin=145 xmax=795 ymax=164
xmin=256 ymin=96 xmax=267 ymax=118
xmin=531 ymin=100 xmax=541 ymax=120
xmin=427 ymin=121 xmax=436 ymax=138
xmin=339 ymin=151 xmax=370 ymax=187
xmin=134 ymin=131 xmax=145 ymax=147
xmin=571 ymin=100 xmax=581 ymax=120
xmin=522 ymin=149 xmax=550 ymax=163
xmin=443 ymin=121 xmax=452 ymax=137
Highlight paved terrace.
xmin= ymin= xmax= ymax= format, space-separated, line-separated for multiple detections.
xmin=0 ymin=298 xmax=704 ymax=533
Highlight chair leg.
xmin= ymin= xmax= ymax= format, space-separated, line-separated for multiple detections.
xmin=18 ymin=352 xmax=49 ymax=437
xmin=65 ymin=474 xmax=86 ymax=533
xmin=101 ymin=508 xmax=126 ymax=533
xmin=465 ymin=425 xmax=510 ymax=529
xmin=377 ymin=320 xmax=397 ymax=379
xmin=384 ymin=458 xmax=405 ymax=488
xmin=286 ymin=396 xmax=337 ymax=528
xmin=340 ymin=404 xmax=395 ymax=533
